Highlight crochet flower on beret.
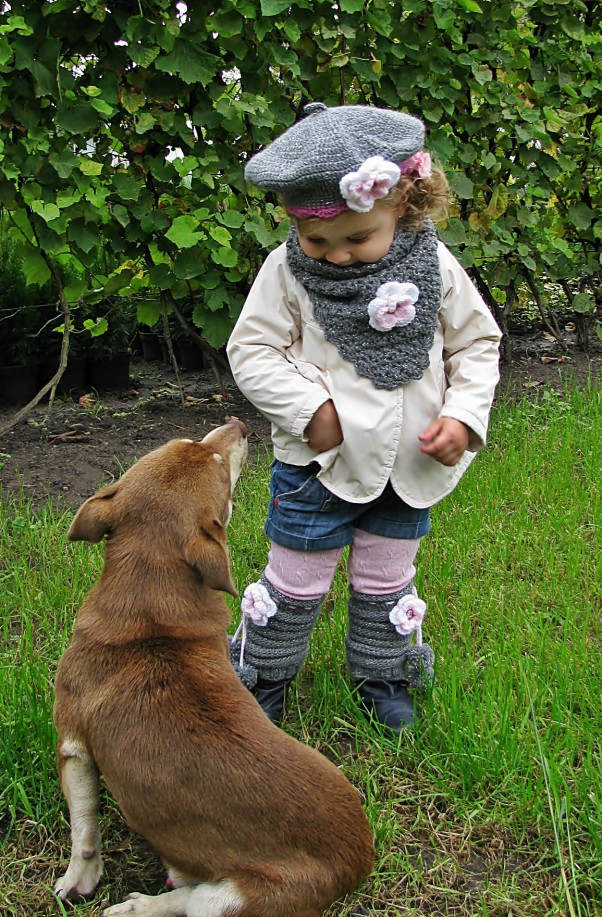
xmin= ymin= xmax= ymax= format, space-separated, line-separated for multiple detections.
xmin=339 ymin=155 xmax=401 ymax=213
xmin=241 ymin=582 xmax=277 ymax=626
xmin=389 ymin=593 xmax=427 ymax=637
xmin=367 ymin=281 xmax=419 ymax=332
xmin=399 ymin=150 xmax=432 ymax=179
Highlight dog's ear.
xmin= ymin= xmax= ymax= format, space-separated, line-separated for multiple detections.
xmin=68 ymin=483 xmax=119 ymax=543
xmin=184 ymin=518 xmax=238 ymax=596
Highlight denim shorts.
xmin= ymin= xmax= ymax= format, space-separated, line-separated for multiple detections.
xmin=265 ymin=460 xmax=430 ymax=552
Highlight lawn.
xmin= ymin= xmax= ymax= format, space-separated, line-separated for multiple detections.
xmin=1 ymin=382 xmax=600 ymax=916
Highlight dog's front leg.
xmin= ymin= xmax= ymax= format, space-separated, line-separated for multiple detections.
xmin=54 ymin=739 xmax=103 ymax=901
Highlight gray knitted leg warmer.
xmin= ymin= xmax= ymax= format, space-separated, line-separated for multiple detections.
xmin=231 ymin=574 xmax=325 ymax=683
xmin=346 ymin=582 xmax=435 ymax=689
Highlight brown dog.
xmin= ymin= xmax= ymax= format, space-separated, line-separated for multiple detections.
xmin=54 ymin=420 xmax=374 ymax=917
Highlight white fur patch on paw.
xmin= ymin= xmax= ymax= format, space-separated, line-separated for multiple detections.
xmin=103 ymin=889 xmax=191 ymax=917
xmin=54 ymin=853 xmax=102 ymax=901
xmin=102 ymin=893 xmax=153 ymax=916
xmin=101 ymin=879 xmax=244 ymax=917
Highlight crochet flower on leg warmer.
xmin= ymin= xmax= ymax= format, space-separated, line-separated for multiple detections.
xmin=346 ymin=582 xmax=435 ymax=689
xmin=229 ymin=574 xmax=325 ymax=687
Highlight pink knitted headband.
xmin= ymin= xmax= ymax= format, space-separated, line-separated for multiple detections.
xmin=288 ymin=201 xmax=348 ymax=219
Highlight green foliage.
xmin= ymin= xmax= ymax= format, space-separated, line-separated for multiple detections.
xmin=80 ymin=297 xmax=138 ymax=358
xmin=0 ymin=0 xmax=600 ymax=352
xmin=0 ymin=226 xmax=114 ymax=364
xmin=0 ymin=233 xmax=58 ymax=364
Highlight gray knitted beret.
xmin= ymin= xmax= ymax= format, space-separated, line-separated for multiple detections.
xmin=244 ymin=103 xmax=425 ymax=217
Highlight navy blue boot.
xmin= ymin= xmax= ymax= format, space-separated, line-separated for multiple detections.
xmin=357 ymin=678 xmax=415 ymax=733
xmin=251 ymin=676 xmax=290 ymax=726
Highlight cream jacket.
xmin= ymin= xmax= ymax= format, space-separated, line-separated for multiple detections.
xmin=227 ymin=241 xmax=501 ymax=508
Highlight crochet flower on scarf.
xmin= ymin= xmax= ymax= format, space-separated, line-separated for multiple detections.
xmin=367 ymin=281 xmax=419 ymax=332
xmin=389 ymin=593 xmax=427 ymax=637
xmin=400 ymin=150 xmax=432 ymax=179
xmin=339 ymin=155 xmax=401 ymax=213
xmin=241 ymin=582 xmax=277 ymax=626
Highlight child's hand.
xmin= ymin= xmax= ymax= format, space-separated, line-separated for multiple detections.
xmin=418 ymin=417 xmax=470 ymax=466
xmin=306 ymin=401 xmax=344 ymax=452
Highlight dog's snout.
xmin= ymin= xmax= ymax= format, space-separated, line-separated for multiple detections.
xmin=224 ymin=416 xmax=248 ymax=438
xmin=199 ymin=420 xmax=248 ymax=495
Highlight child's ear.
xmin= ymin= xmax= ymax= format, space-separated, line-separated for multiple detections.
xmin=68 ymin=483 xmax=119 ymax=543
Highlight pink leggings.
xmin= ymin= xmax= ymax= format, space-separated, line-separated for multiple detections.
xmin=265 ymin=529 xmax=421 ymax=600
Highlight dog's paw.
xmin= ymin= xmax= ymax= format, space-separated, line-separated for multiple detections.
xmin=102 ymin=892 xmax=157 ymax=916
xmin=54 ymin=853 xmax=103 ymax=901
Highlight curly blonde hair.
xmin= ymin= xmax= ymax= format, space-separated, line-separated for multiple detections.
xmin=387 ymin=167 xmax=451 ymax=231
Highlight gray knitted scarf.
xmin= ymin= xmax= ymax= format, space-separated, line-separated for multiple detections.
xmin=286 ymin=221 xmax=441 ymax=389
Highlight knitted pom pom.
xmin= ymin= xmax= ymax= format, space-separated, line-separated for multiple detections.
xmin=400 ymin=643 xmax=435 ymax=690
xmin=228 ymin=636 xmax=258 ymax=690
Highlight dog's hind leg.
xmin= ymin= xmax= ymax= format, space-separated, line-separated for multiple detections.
xmin=54 ymin=739 xmax=103 ymax=902
xmin=102 ymin=879 xmax=244 ymax=917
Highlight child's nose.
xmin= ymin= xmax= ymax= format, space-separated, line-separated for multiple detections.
xmin=326 ymin=247 xmax=352 ymax=265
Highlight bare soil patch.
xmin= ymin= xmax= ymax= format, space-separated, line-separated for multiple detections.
xmin=0 ymin=331 xmax=600 ymax=509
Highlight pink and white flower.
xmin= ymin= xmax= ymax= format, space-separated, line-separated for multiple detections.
xmin=339 ymin=156 xmax=401 ymax=213
xmin=368 ymin=281 xmax=419 ymax=332
xmin=241 ymin=582 xmax=277 ymax=627
xmin=399 ymin=150 xmax=432 ymax=179
xmin=389 ymin=593 xmax=427 ymax=638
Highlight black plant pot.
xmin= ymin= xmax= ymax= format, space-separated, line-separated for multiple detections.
xmin=156 ymin=334 xmax=170 ymax=365
xmin=87 ymin=353 xmax=131 ymax=391
xmin=138 ymin=332 xmax=163 ymax=362
xmin=39 ymin=354 xmax=88 ymax=395
xmin=0 ymin=363 xmax=40 ymax=404
xmin=175 ymin=340 xmax=205 ymax=371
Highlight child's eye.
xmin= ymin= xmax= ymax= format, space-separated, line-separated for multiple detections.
xmin=349 ymin=235 xmax=369 ymax=243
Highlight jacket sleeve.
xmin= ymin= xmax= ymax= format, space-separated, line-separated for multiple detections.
xmin=226 ymin=246 xmax=331 ymax=438
xmin=437 ymin=244 xmax=502 ymax=450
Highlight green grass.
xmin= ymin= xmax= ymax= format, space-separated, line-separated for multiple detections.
xmin=1 ymin=382 xmax=601 ymax=916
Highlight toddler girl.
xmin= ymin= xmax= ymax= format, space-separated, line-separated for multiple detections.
xmin=227 ymin=103 xmax=501 ymax=733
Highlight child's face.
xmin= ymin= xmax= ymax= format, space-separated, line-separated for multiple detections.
xmin=296 ymin=202 xmax=400 ymax=266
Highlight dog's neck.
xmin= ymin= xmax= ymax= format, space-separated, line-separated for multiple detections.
xmin=76 ymin=549 xmax=232 ymax=649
